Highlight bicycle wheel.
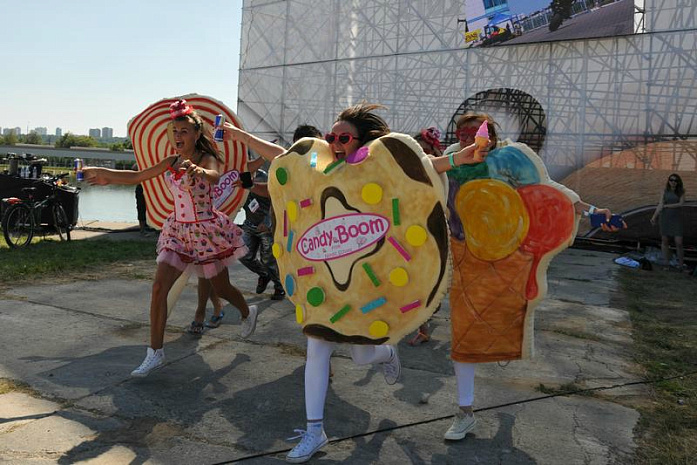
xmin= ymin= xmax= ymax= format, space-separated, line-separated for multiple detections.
xmin=52 ymin=203 xmax=71 ymax=242
xmin=2 ymin=203 xmax=34 ymax=248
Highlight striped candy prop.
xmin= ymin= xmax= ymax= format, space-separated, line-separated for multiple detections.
xmin=127 ymin=94 xmax=248 ymax=229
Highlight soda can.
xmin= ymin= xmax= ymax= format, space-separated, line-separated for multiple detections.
xmin=214 ymin=114 xmax=226 ymax=142
xmin=74 ymin=158 xmax=84 ymax=181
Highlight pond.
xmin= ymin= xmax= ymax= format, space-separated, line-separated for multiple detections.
xmin=76 ymin=183 xmax=245 ymax=225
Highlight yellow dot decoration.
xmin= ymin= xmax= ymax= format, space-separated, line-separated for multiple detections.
xmin=369 ymin=320 xmax=389 ymax=338
xmin=389 ymin=267 xmax=409 ymax=287
xmin=455 ymin=179 xmax=530 ymax=261
xmin=405 ymin=225 xmax=428 ymax=247
xmin=361 ymin=183 xmax=383 ymax=205
xmin=295 ymin=304 xmax=304 ymax=324
xmin=286 ymin=201 xmax=298 ymax=222
xmin=272 ymin=243 xmax=283 ymax=258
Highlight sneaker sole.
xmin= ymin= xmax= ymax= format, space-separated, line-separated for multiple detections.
xmin=286 ymin=437 xmax=328 ymax=463
xmin=130 ymin=363 xmax=164 ymax=378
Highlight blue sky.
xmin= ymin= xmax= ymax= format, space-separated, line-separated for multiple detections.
xmin=0 ymin=0 xmax=243 ymax=137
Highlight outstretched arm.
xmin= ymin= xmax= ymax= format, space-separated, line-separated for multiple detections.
xmin=220 ymin=122 xmax=285 ymax=162
xmin=83 ymin=155 xmax=177 ymax=186
xmin=431 ymin=144 xmax=483 ymax=174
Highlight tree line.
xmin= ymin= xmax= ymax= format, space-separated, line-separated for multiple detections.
xmin=0 ymin=131 xmax=132 ymax=152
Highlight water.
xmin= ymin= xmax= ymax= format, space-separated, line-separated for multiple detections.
xmin=77 ymin=183 xmax=245 ymax=224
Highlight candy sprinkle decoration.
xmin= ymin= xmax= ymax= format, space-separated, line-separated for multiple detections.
xmin=400 ymin=300 xmax=421 ymax=313
xmin=361 ymin=297 xmax=387 ymax=314
xmin=362 ymin=263 xmax=381 ymax=287
xmin=330 ymin=305 xmax=351 ymax=324
xmin=388 ymin=237 xmax=412 ymax=262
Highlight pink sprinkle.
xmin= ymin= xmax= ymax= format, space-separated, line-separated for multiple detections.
xmin=298 ymin=266 xmax=314 ymax=276
xmin=400 ymin=300 xmax=421 ymax=313
xmin=300 ymin=198 xmax=313 ymax=208
xmin=283 ymin=210 xmax=288 ymax=237
xmin=388 ymin=237 xmax=411 ymax=262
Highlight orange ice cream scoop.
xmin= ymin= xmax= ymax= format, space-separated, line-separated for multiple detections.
xmin=473 ymin=120 xmax=490 ymax=162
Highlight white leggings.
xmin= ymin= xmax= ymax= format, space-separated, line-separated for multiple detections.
xmin=305 ymin=337 xmax=394 ymax=420
xmin=454 ymin=361 xmax=476 ymax=407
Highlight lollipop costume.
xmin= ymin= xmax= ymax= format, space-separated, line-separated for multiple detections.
xmin=156 ymin=169 xmax=247 ymax=279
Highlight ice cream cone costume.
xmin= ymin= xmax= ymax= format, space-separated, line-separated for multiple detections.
xmin=267 ymin=134 xmax=450 ymax=345
xmin=472 ymin=120 xmax=490 ymax=162
xmin=445 ymin=140 xmax=580 ymax=362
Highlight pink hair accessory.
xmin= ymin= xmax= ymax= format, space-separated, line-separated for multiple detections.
xmin=420 ymin=127 xmax=442 ymax=151
xmin=169 ymin=99 xmax=194 ymax=119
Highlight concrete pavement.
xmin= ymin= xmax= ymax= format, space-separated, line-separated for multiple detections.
xmin=0 ymin=225 xmax=644 ymax=464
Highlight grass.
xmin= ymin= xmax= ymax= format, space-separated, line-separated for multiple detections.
xmin=0 ymin=238 xmax=156 ymax=283
xmin=616 ymin=268 xmax=697 ymax=464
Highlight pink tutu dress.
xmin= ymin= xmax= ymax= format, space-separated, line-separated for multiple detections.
xmin=156 ymin=171 xmax=247 ymax=279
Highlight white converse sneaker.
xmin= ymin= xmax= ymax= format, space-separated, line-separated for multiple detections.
xmin=444 ymin=410 xmax=477 ymax=440
xmin=382 ymin=346 xmax=401 ymax=385
xmin=240 ymin=305 xmax=258 ymax=339
xmin=130 ymin=347 xmax=165 ymax=378
xmin=286 ymin=427 xmax=328 ymax=463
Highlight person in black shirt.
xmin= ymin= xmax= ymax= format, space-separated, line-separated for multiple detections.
xmin=239 ymin=168 xmax=285 ymax=299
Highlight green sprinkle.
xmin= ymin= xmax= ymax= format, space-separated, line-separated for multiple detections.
xmin=307 ymin=287 xmax=325 ymax=307
xmin=322 ymin=157 xmax=346 ymax=174
xmin=276 ymin=167 xmax=289 ymax=185
xmin=362 ymin=263 xmax=381 ymax=287
xmin=392 ymin=198 xmax=400 ymax=226
xmin=330 ymin=305 xmax=351 ymax=324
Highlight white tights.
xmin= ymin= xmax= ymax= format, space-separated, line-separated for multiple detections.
xmin=454 ymin=361 xmax=476 ymax=407
xmin=305 ymin=337 xmax=394 ymax=420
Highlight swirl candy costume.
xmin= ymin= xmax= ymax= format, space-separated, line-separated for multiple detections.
xmin=267 ymin=134 xmax=451 ymax=345
xmin=444 ymin=140 xmax=580 ymax=362
xmin=157 ymin=171 xmax=247 ymax=279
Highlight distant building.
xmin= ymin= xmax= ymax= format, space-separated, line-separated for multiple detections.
xmin=101 ymin=127 xmax=114 ymax=139
xmin=56 ymin=127 xmax=62 ymax=137
xmin=89 ymin=128 xmax=101 ymax=138
xmin=34 ymin=127 xmax=48 ymax=136
xmin=13 ymin=127 xmax=21 ymax=136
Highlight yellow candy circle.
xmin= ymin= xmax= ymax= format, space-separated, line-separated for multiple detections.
xmin=455 ymin=179 xmax=529 ymax=261
xmin=287 ymin=201 xmax=298 ymax=222
xmin=389 ymin=267 xmax=409 ymax=287
xmin=405 ymin=225 xmax=428 ymax=247
xmin=369 ymin=320 xmax=389 ymax=338
xmin=272 ymin=243 xmax=283 ymax=258
xmin=295 ymin=304 xmax=304 ymax=324
xmin=361 ymin=183 xmax=383 ymax=205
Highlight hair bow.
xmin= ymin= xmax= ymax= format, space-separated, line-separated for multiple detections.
xmin=169 ymin=99 xmax=194 ymax=119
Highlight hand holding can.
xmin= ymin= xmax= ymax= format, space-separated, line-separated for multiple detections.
xmin=214 ymin=114 xmax=226 ymax=142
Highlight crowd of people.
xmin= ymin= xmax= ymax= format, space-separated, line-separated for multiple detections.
xmin=82 ymin=98 xmax=690 ymax=463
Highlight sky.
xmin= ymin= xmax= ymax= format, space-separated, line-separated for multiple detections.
xmin=0 ymin=0 xmax=243 ymax=138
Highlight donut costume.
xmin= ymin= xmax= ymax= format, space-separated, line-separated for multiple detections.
xmin=445 ymin=140 xmax=580 ymax=362
xmin=268 ymin=134 xmax=451 ymax=345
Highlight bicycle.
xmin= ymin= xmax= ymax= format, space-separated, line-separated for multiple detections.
xmin=1 ymin=173 xmax=74 ymax=248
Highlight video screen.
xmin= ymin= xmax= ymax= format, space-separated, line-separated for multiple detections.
xmin=463 ymin=0 xmax=636 ymax=47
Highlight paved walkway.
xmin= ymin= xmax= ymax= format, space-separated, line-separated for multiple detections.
xmin=0 ymin=227 xmax=644 ymax=464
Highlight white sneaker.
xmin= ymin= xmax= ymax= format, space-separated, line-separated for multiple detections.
xmin=286 ymin=427 xmax=328 ymax=463
xmin=444 ymin=410 xmax=477 ymax=440
xmin=130 ymin=347 xmax=165 ymax=378
xmin=240 ymin=305 xmax=258 ymax=339
xmin=382 ymin=346 xmax=401 ymax=385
